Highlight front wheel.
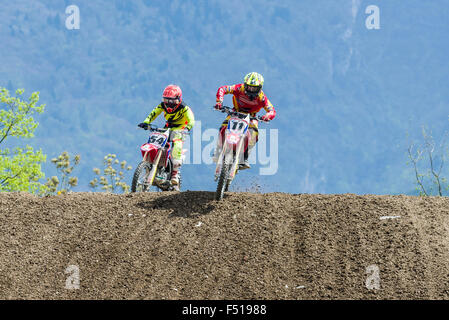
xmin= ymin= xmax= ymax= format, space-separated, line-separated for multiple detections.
xmin=215 ymin=163 xmax=231 ymax=200
xmin=224 ymin=179 xmax=230 ymax=192
xmin=131 ymin=161 xmax=152 ymax=192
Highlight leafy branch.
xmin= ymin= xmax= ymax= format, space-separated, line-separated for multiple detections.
xmin=89 ymin=154 xmax=132 ymax=193
xmin=44 ymin=151 xmax=80 ymax=195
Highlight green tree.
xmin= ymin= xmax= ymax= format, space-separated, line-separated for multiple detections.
xmin=0 ymin=87 xmax=47 ymax=193
xmin=90 ymin=154 xmax=132 ymax=193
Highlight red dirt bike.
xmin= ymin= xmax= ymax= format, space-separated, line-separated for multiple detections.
xmin=214 ymin=106 xmax=268 ymax=200
xmin=131 ymin=124 xmax=188 ymax=192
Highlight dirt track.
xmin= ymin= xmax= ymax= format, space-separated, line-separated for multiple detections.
xmin=1 ymin=191 xmax=449 ymax=299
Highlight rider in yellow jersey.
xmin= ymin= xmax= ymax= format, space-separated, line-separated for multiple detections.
xmin=138 ymin=85 xmax=194 ymax=189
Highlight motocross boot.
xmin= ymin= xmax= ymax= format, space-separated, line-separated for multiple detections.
xmin=171 ymin=158 xmax=182 ymax=188
xmin=170 ymin=172 xmax=180 ymax=191
xmin=239 ymin=148 xmax=251 ymax=170
xmin=171 ymin=171 xmax=180 ymax=186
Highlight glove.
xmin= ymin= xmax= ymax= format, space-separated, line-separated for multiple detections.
xmin=260 ymin=114 xmax=271 ymax=122
xmin=138 ymin=122 xmax=148 ymax=129
xmin=214 ymin=102 xmax=223 ymax=110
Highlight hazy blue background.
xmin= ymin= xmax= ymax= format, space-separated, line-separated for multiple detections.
xmin=1 ymin=0 xmax=448 ymax=194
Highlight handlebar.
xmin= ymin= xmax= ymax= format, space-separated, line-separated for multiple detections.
xmin=139 ymin=123 xmax=163 ymax=131
xmin=140 ymin=123 xmax=190 ymax=135
xmin=214 ymin=106 xmax=268 ymax=122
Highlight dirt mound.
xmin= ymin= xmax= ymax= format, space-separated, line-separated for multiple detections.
xmin=1 ymin=191 xmax=449 ymax=299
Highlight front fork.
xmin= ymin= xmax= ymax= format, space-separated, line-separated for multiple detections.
xmin=214 ymin=138 xmax=244 ymax=182
xmin=230 ymin=138 xmax=244 ymax=179
xmin=147 ymin=149 xmax=162 ymax=186
xmin=214 ymin=143 xmax=226 ymax=180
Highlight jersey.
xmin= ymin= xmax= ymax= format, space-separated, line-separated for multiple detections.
xmin=216 ymin=83 xmax=276 ymax=120
xmin=143 ymin=102 xmax=195 ymax=131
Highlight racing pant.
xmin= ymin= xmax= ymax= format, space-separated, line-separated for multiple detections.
xmin=170 ymin=129 xmax=186 ymax=176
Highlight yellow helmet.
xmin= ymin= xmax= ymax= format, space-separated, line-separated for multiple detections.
xmin=244 ymin=72 xmax=264 ymax=86
xmin=243 ymin=72 xmax=264 ymax=99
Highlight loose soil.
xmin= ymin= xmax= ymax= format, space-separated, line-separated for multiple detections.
xmin=1 ymin=191 xmax=448 ymax=299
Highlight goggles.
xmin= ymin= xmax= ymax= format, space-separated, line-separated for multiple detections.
xmin=163 ymin=97 xmax=179 ymax=105
xmin=245 ymin=84 xmax=261 ymax=93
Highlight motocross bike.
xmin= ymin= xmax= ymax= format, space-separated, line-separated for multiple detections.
xmin=213 ymin=106 xmax=267 ymax=200
xmin=131 ymin=124 xmax=188 ymax=192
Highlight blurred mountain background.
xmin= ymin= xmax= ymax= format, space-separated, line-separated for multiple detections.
xmin=1 ymin=0 xmax=448 ymax=194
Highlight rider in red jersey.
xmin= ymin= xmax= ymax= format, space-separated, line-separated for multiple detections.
xmin=214 ymin=72 xmax=276 ymax=169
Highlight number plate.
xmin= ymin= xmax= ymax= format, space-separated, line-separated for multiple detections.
xmin=148 ymin=132 xmax=167 ymax=147
xmin=227 ymin=117 xmax=248 ymax=134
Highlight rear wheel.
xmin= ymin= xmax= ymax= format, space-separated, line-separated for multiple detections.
xmin=164 ymin=158 xmax=182 ymax=191
xmin=131 ymin=161 xmax=152 ymax=192
xmin=154 ymin=158 xmax=173 ymax=191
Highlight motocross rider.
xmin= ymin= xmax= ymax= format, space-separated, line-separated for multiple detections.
xmin=213 ymin=72 xmax=276 ymax=169
xmin=138 ymin=84 xmax=195 ymax=189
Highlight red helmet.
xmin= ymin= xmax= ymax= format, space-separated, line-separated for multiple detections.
xmin=162 ymin=84 xmax=182 ymax=113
